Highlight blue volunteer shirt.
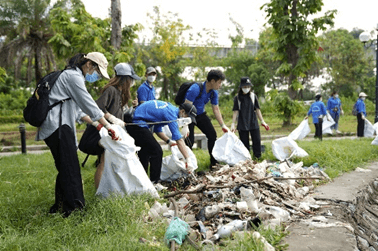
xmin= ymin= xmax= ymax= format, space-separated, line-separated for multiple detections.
xmin=307 ymin=100 xmax=327 ymax=124
xmin=356 ymin=98 xmax=366 ymax=116
xmin=137 ymin=81 xmax=156 ymax=105
xmin=132 ymin=100 xmax=182 ymax=140
xmin=184 ymin=81 xmax=218 ymax=115
xmin=327 ymin=97 xmax=341 ymax=115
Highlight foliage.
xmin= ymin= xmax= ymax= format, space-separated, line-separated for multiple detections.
xmin=0 ymin=89 xmax=30 ymax=110
xmin=48 ymin=0 xmax=142 ymax=98
xmin=0 ymin=0 xmax=58 ymax=84
xmin=270 ymin=90 xmax=305 ymax=125
xmin=319 ymin=29 xmax=375 ymax=98
xmin=262 ymin=0 xmax=336 ymax=99
xmin=138 ymin=6 xmax=191 ymax=100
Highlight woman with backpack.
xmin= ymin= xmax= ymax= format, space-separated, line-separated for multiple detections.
xmin=36 ymin=52 xmax=120 ymax=217
xmin=327 ymin=91 xmax=344 ymax=134
xmin=79 ymin=63 xmax=141 ymax=189
xmin=230 ymin=77 xmax=270 ymax=159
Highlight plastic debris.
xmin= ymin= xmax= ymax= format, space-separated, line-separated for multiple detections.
xmin=164 ymin=217 xmax=190 ymax=246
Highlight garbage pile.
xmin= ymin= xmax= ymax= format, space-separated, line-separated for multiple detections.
xmin=146 ymin=159 xmax=331 ymax=249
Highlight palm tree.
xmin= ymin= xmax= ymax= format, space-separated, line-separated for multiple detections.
xmin=0 ymin=0 xmax=58 ymax=85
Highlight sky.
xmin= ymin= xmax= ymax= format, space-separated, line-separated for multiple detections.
xmin=80 ymin=0 xmax=378 ymax=47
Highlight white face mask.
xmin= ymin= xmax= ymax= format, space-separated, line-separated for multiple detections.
xmin=361 ymin=97 xmax=366 ymax=101
xmin=147 ymin=75 xmax=156 ymax=83
xmin=242 ymin=88 xmax=250 ymax=94
xmin=334 ymin=94 xmax=339 ymax=98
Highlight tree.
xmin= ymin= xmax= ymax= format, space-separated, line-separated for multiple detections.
xmin=262 ymin=0 xmax=336 ymax=99
xmin=140 ymin=7 xmax=190 ymax=100
xmin=111 ymin=0 xmax=122 ymax=50
xmin=319 ymin=29 xmax=374 ymax=97
xmin=0 ymin=0 xmax=57 ymax=84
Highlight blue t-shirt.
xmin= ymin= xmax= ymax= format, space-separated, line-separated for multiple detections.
xmin=356 ymin=98 xmax=366 ymax=116
xmin=307 ymin=100 xmax=327 ymax=124
xmin=184 ymin=81 xmax=218 ymax=115
xmin=327 ymin=97 xmax=341 ymax=114
xmin=132 ymin=100 xmax=182 ymax=141
xmin=137 ymin=81 xmax=156 ymax=105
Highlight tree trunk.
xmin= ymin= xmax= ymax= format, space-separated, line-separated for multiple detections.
xmin=34 ymin=45 xmax=42 ymax=83
xmin=111 ymin=0 xmax=122 ymax=50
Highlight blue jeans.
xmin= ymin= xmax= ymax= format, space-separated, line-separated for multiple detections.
xmin=330 ymin=112 xmax=339 ymax=130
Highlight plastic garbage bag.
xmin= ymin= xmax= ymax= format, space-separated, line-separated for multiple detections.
xmin=161 ymin=118 xmax=192 ymax=138
xmin=160 ymin=145 xmax=198 ymax=181
xmin=212 ymin=132 xmax=251 ymax=166
xmin=288 ymin=119 xmax=311 ymax=140
xmin=322 ymin=112 xmax=335 ymax=134
xmin=364 ymin=119 xmax=375 ymax=138
xmin=96 ymin=125 xmax=159 ymax=198
xmin=271 ymin=136 xmax=308 ymax=161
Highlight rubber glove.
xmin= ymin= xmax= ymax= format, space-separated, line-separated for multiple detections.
xmin=181 ymin=125 xmax=190 ymax=138
xmin=105 ymin=124 xmax=121 ymax=141
xmin=231 ymin=123 xmax=236 ymax=133
xmin=184 ymin=158 xmax=195 ymax=173
xmin=167 ymin=139 xmax=177 ymax=147
xmin=304 ymin=116 xmax=308 ymax=120
xmin=261 ymin=121 xmax=270 ymax=131
xmin=361 ymin=114 xmax=366 ymax=120
xmin=341 ymin=110 xmax=344 ymax=116
xmin=327 ymin=114 xmax=332 ymax=121
xmin=107 ymin=114 xmax=125 ymax=127
xmin=92 ymin=121 xmax=103 ymax=131
xmin=221 ymin=124 xmax=229 ymax=133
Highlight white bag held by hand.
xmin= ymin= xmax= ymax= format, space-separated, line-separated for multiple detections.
xmin=271 ymin=136 xmax=308 ymax=161
xmin=212 ymin=132 xmax=251 ymax=166
xmin=288 ymin=119 xmax=311 ymax=140
xmin=160 ymin=145 xmax=198 ymax=181
xmin=364 ymin=119 xmax=375 ymax=138
xmin=97 ymin=125 xmax=159 ymax=198
xmin=322 ymin=112 xmax=335 ymax=135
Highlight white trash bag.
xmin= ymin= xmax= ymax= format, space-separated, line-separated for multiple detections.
xmin=322 ymin=112 xmax=335 ymax=135
xmin=160 ymin=145 xmax=198 ymax=181
xmin=288 ymin=119 xmax=311 ymax=140
xmin=271 ymin=136 xmax=308 ymax=161
xmin=364 ymin=119 xmax=375 ymax=138
xmin=212 ymin=132 xmax=251 ymax=166
xmin=161 ymin=118 xmax=192 ymax=138
xmin=96 ymin=125 xmax=159 ymax=198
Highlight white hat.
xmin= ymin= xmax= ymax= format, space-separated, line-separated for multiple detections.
xmin=146 ymin=66 xmax=157 ymax=74
xmin=114 ymin=63 xmax=141 ymax=80
xmin=359 ymin=92 xmax=368 ymax=97
xmin=84 ymin=52 xmax=110 ymax=79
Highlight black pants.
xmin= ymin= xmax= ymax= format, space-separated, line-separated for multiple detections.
xmin=44 ymin=125 xmax=85 ymax=213
xmin=314 ymin=119 xmax=323 ymax=140
xmin=186 ymin=112 xmax=217 ymax=166
xmin=357 ymin=113 xmax=365 ymax=137
xmin=239 ymin=129 xmax=261 ymax=158
xmin=126 ymin=125 xmax=163 ymax=182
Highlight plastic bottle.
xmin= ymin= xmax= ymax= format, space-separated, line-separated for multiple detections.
xmin=212 ymin=220 xmax=247 ymax=240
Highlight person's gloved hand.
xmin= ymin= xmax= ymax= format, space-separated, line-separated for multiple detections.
xmin=341 ymin=110 xmax=344 ymax=116
xmin=181 ymin=125 xmax=190 ymax=138
xmin=221 ymin=124 xmax=229 ymax=133
xmin=261 ymin=121 xmax=270 ymax=131
xmin=108 ymin=114 xmax=125 ymax=127
xmin=105 ymin=124 xmax=121 ymax=141
xmin=168 ymin=139 xmax=177 ymax=147
xmin=304 ymin=116 xmax=308 ymax=120
xmin=132 ymin=99 xmax=138 ymax=108
xmin=91 ymin=121 xmax=103 ymax=131
xmin=184 ymin=158 xmax=195 ymax=173
xmin=362 ymin=114 xmax=366 ymax=120
xmin=327 ymin=114 xmax=332 ymax=121
xmin=231 ymin=123 xmax=236 ymax=133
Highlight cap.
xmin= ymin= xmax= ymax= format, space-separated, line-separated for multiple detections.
xmin=84 ymin=52 xmax=110 ymax=79
xmin=179 ymin=103 xmax=197 ymax=124
xmin=146 ymin=66 xmax=157 ymax=75
xmin=359 ymin=92 xmax=368 ymax=97
xmin=240 ymin=77 xmax=252 ymax=87
xmin=315 ymin=94 xmax=322 ymax=100
xmin=114 ymin=63 xmax=141 ymax=80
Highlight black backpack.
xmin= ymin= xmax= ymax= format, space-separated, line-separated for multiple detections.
xmin=174 ymin=82 xmax=204 ymax=105
xmin=352 ymin=102 xmax=358 ymax=116
xmin=23 ymin=70 xmax=70 ymax=127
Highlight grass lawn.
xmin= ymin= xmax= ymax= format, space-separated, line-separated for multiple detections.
xmin=1 ymin=136 xmax=378 ymax=250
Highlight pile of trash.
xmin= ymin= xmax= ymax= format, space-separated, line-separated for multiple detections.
xmin=146 ymin=159 xmax=331 ymax=249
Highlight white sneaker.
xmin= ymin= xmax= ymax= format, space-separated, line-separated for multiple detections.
xmin=336 ymin=130 xmax=341 ymax=134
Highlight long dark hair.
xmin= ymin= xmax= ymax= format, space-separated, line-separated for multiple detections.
xmin=65 ymin=53 xmax=98 ymax=70
xmin=101 ymin=75 xmax=132 ymax=107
